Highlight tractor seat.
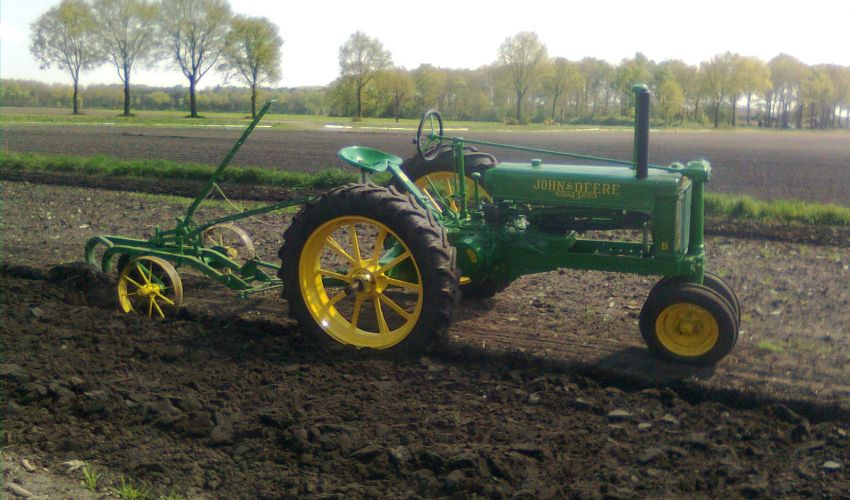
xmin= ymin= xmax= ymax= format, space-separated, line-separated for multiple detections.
xmin=338 ymin=146 xmax=403 ymax=173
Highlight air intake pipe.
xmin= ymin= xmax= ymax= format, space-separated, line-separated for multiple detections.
xmin=632 ymin=84 xmax=650 ymax=180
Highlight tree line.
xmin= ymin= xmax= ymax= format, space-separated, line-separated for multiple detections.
xmin=17 ymin=0 xmax=850 ymax=129
xmin=28 ymin=0 xmax=281 ymax=118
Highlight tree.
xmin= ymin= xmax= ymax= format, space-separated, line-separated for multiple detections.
xmin=498 ymin=32 xmax=547 ymax=122
xmin=801 ymin=66 xmax=836 ymax=129
xmin=768 ymin=54 xmax=808 ymax=128
xmin=615 ymin=52 xmax=654 ymax=115
xmin=338 ymin=31 xmax=392 ymax=119
xmin=221 ymin=16 xmax=283 ymax=118
xmin=92 ymin=0 xmax=158 ymax=116
xmin=656 ymin=60 xmax=698 ymax=124
xmin=543 ymin=57 xmax=582 ymax=122
xmin=159 ymin=0 xmax=232 ymax=117
xmin=30 ymin=0 xmax=101 ymax=114
xmin=700 ymin=52 xmax=736 ymax=128
xmin=412 ymin=64 xmax=447 ymax=112
xmin=379 ymin=68 xmax=414 ymax=122
xmin=578 ymin=58 xmax=614 ymax=117
xmin=733 ymin=56 xmax=771 ymax=126
xmin=656 ymin=78 xmax=685 ymax=125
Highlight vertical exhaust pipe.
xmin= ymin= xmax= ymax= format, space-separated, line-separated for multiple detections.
xmin=633 ymin=84 xmax=650 ymax=180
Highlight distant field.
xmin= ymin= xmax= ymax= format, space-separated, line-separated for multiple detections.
xmin=0 ymin=106 xmax=616 ymax=132
xmin=2 ymin=111 xmax=849 ymax=205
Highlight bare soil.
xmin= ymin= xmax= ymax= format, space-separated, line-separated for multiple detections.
xmin=3 ymin=124 xmax=850 ymax=205
xmin=2 ymin=179 xmax=848 ymax=498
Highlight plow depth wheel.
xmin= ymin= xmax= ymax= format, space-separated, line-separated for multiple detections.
xmin=117 ymin=256 xmax=183 ymax=318
xmin=202 ymin=224 xmax=255 ymax=270
xmin=279 ymin=183 xmax=459 ymax=352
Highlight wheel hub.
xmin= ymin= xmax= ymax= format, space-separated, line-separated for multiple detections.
xmin=139 ymin=283 xmax=162 ymax=297
xmin=348 ymin=269 xmax=376 ymax=296
xmin=676 ymin=319 xmax=698 ymax=336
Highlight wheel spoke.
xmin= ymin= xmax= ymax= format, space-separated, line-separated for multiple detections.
xmin=154 ymin=292 xmax=175 ymax=306
xmin=324 ymin=290 xmax=347 ymax=312
xmin=374 ymin=298 xmax=389 ymax=334
xmin=123 ymin=275 xmax=144 ymax=288
xmin=349 ymin=224 xmax=362 ymax=265
xmin=152 ymin=298 xmax=165 ymax=318
xmin=147 ymin=297 xmax=154 ymax=317
xmin=326 ymin=236 xmax=356 ymax=265
xmin=379 ymin=293 xmax=411 ymax=320
xmin=370 ymin=227 xmax=388 ymax=263
xmin=384 ymin=277 xmax=420 ymax=290
xmin=135 ymin=264 xmax=151 ymax=285
xmin=319 ymin=268 xmax=350 ymax=283
xmin=350 ymin=295 xmax=363 ymax=331
xmin=377 ymin=251 xmax=411 ymax=275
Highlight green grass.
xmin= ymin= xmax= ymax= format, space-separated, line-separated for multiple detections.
xmin=705 ymin=193 xmax=850 ymax=226
xmin=111 ymin=476 xmax=152 ymax=500
xmin=0 ymin=151 xmax=358 ymax=190
xmin=2 ymin=150 xmax=848 ymax=227
xmin=81 ymin=464 xmax=102 ymax=493
xmin=1 ymin=107 xmax=330 ymax=131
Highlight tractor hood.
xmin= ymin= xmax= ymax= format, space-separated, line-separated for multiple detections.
xmin=482 ymin=161 xmax=690 ymax=212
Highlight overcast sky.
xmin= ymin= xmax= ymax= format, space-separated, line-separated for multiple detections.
xmin=2 ymin=0 xmax=848 ymax=89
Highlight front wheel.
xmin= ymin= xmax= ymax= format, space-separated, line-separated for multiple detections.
xmin=647 ymin=271 xmax=741 ymax=326
xmin=279 ymin=184 xmax=460 ymax=353
xmin=639 ymin=282 xmax=738 ymax=365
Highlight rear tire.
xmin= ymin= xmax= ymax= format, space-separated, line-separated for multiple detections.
xmin=396 ymin=145 xmax=496 ymax=194
xmin=279 ymin=183 xmax=460 ymax=353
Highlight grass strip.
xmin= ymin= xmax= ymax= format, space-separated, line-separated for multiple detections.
xmin=705 ymin=193 xmax=850 ymax=226
xmin=0 ymin=151 xmax=358 ymax=190
xmin=2 ymin=151 xmax=848 ymax=226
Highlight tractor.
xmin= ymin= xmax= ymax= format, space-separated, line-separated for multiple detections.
xmin=279 ymin=85 xmax=740 ymax=365
xmin=86 ymin=85 xmax=739 ymax=365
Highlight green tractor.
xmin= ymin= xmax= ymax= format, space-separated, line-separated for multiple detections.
xmin=279 ymin=85 xmax=740 ymax=365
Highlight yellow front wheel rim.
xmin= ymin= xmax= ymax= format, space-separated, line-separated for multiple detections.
xmin=299 ymin=216 xmax=424 ymax=348
xmin=655 ymin=303 xmax=719 ymax=357
xmin=117 ymin=256 xmax=183 ymax=318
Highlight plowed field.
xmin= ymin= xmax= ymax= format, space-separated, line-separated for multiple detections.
xmin=2 ymin=177 xmax=848 ymax=498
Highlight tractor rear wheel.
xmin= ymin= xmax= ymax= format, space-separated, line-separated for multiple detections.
xmin=279 ymin=183 xmax=460 ymax=353
xmin=394 ymin=148 xmax=503 ymax=299
xmin=639 ymin=282 xmax=738 ymax=365
xmin=396 ymin=145 xmax=496 ymax=204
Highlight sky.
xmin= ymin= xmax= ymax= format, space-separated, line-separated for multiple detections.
xmin=2 ymin=0 xmax=849 ymax=89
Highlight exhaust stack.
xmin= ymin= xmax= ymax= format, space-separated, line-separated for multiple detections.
xmin=633 ymin=84 xmax=650 ymax=180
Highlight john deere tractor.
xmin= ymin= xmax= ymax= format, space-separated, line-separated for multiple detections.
xmin=279 ymin=85 xmax=740 ymax=365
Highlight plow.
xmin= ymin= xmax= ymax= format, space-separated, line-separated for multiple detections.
xmin=85 ymin=85 xmax=740 ymax=365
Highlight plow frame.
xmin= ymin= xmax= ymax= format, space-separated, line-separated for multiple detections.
xmin=84 ymin=101 xmax=313 ymax=297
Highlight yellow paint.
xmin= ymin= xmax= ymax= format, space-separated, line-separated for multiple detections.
xmin=298 ymin=216 xmax=424 ymax=349
xmin=532 ymin=179 xmax=621 ymax=200
xmin=655 ymin=303 xmax=718 ymax=357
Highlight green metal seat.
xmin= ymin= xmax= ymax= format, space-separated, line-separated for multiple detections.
xmin=338 ymin=146 xmax=402 ymax=173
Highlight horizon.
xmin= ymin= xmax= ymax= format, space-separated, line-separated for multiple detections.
xmin=2 ymin=0 xmax=849 ymax=90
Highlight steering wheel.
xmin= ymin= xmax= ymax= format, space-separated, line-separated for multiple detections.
xmin=415 ymin=109 xmax=444 ymax=161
